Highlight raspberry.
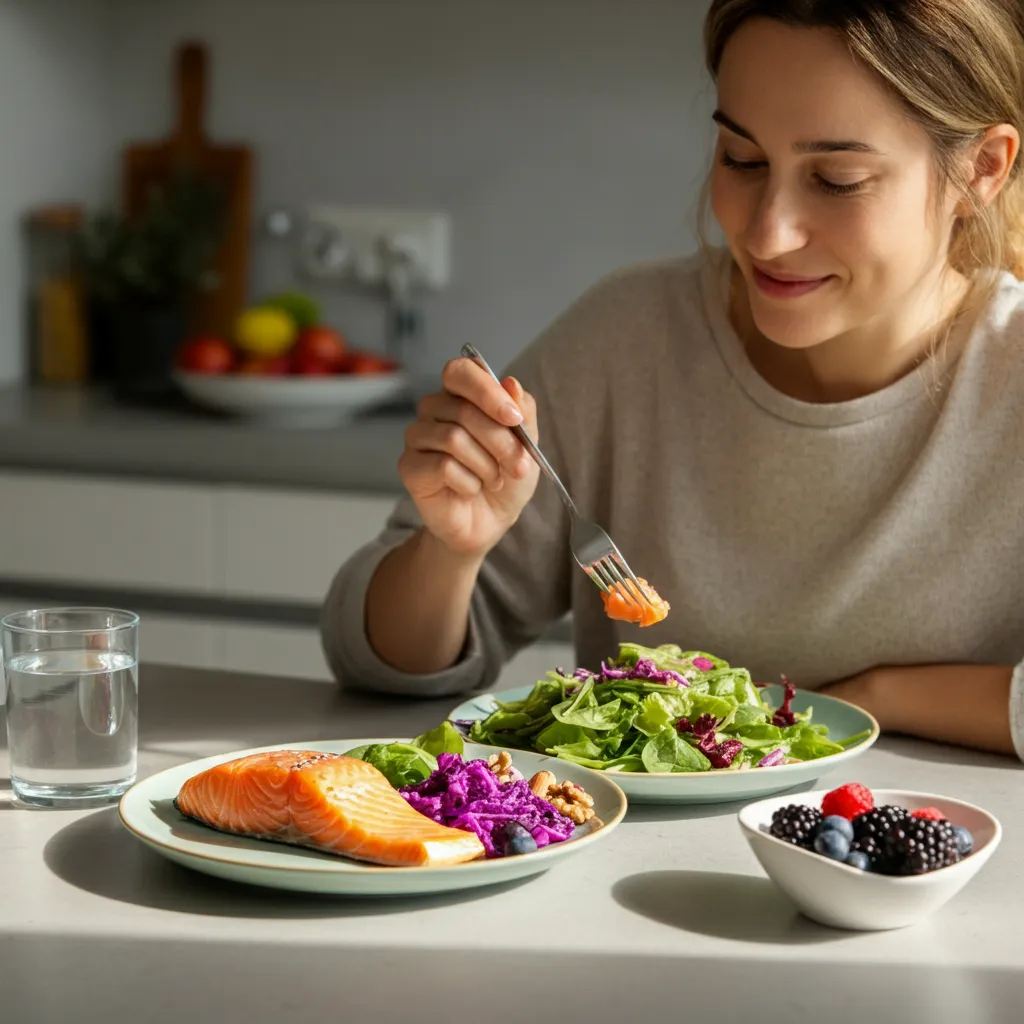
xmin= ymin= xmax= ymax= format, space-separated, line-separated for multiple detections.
xmin=911 ymin=807 xmax=946 ymax=821
xmin=821 ymin=783 xmax=874 ymax=821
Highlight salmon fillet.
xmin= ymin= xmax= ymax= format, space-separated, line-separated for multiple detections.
xmin=174 ymin=749 xmax=486 ymax=867
xmin=601 ymin=576 xmax=670 ymax=627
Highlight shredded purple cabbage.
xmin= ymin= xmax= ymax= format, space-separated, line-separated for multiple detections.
xmin=771 ymin=675 xmax=798 ymax=727
xmin=692 ymin=657 xmax=715 ymax=672
xmin=596 ymin=658 xmax=687 ymax=687
xmin=757 ymin=748 xmax=785 ymax=768
xmin=563 ymin=659 xmax=686 ymax=687
xmin=675 ymin=714 xmax=744 ymax=768
xmin=398 ymin=753 xmax=575 ymax=858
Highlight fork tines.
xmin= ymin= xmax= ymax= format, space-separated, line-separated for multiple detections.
xmin=591 ymin=555 xmax=653 ymax=611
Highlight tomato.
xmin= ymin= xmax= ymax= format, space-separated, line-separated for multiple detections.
xmin=290 ymin=350 xmax=335 ymax=376
xmin=176 ymin=336 xmax=234 ymax=374
xmin=292 ymin=325 xmax=347 ymax=368
xmin=343 ymin=351 xmax=399 ymax=375
xmin=235 ymin=355 xmax=290 ymax=375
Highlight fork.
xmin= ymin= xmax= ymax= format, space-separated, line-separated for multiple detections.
xmin=460 ymin=343 xmax=656 ymax=614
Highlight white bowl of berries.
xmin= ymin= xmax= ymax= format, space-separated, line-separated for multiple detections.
xmin=738 ymin=783 xmax=1001 ymax=931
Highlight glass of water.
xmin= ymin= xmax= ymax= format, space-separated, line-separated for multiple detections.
xmin=3 ymin=607 xmax=139 ymax=807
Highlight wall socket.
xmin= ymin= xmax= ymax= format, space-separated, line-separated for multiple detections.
xmin=300 ymin=204 xmax=452 ymax=289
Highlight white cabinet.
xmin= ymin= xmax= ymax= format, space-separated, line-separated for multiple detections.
xmin=0 ymin=471 xmax=216 ymax=592
xmin=215 ymin=487 xmax=396 ymax=603
xmin=0 ymin=469 xmax=395 ymax=605
xmin=140 ymin=614 xmax=218 ymax=670
xmin=217 ymin=621 xmax=331 ymax=681
xmin=0 ymin=469 xmax=570 ymax=685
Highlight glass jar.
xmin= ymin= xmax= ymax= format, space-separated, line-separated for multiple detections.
xmin=24 ymin=205 xmax=89 ymax=385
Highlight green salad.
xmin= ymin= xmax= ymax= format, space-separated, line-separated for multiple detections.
xmin=456 ymin=644 xmax=872 ymax=774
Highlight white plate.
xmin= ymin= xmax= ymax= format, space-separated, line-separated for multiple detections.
xmin=738 ymin=788 xmax=1001 ymax=930
xmin=174 ymin=370 xmax=409 ymax=427
xmin=449 ymin=683 xmax=879 ymax=805
xmin=118 ymin=739 xmax=626 ymax=896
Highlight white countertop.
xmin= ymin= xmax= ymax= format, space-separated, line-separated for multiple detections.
xmin=2 ymin=664 xmax=1021 ymax=1023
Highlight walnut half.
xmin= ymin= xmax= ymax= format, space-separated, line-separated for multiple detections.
xmin=527 ymin=772 xmax=596 ymax=825
xmin=487 ymin=751 xmax=521 ymax=784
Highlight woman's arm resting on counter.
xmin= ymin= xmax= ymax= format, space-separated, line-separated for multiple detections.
xmin=821 ymin=664 xmax=1016 ymax=757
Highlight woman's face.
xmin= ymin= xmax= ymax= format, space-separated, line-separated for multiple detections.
xmin=710 ymin=19 xmax=961 ymax=351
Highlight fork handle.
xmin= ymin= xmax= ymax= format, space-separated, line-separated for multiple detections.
xmin=460 ymin=343 xmax=577 ymax=514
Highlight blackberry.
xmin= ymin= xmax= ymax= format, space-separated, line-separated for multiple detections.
xmin=769 ymin=804 xmax=822 ymax=849
xmin=851 ymin=804 xmax=910 ymax=870
xmin=882 ymin=818 xmax=962 ymax=876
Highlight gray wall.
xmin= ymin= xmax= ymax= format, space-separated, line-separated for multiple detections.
xmin=0 ymin=0 xmax=114 ymax=383
xmin=2 ymin=0 xmax=717 ymax=382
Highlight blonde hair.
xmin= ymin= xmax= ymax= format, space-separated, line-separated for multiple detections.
xmin=702 ymin=0 xmax=1024 ymax=281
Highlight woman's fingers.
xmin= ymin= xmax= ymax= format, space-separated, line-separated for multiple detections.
xmin=417 ymin=390 xmax=526 ymax=476
xmin=441 ymin=357 xmax=525 ymax=427
xmin=404 ymin=418 xmax=504 ymax=491
xmin=399 ymin=449 xmax=483 ymax=498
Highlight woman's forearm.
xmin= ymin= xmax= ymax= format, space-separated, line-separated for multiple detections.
xmin=365 ymin=529 xmax=485 ymax=675
xmin=823 ymin=663 xmax=1016 ymax=756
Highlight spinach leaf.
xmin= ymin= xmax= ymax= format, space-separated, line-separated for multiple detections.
xmin=641 ymin=727 xmax=712 ymax=773
xmin=552 ymin=696 xmax=623 ymax=730
xmin=344 ymin=742 xmax=437 ymax=788
xmin=412 ymin=721 xmax=464 ymax=757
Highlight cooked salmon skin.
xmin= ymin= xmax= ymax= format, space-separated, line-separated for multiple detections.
xmin=174 ymin=749 xmax=486 ymax=867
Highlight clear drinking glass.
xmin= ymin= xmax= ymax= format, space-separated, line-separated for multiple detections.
xmin=2 ymin=608 xmax=139 ymax=807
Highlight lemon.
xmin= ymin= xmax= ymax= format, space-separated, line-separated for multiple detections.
xmin=234 ymin=306 xmax=298 ymax=357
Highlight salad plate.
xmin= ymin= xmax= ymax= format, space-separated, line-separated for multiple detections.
xmin=447 ymin=644 xmax=880 ymax=805
xmin=119 ymin=739 xmax=626 ymax=896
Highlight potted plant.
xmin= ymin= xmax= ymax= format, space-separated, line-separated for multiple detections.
xmin=79 ymin=171 xmax=225 ymax=401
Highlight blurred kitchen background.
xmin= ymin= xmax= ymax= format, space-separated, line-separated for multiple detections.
xmin=0 ymin=0 xmax=715 ymax=690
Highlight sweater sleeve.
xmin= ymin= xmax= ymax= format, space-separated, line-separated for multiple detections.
xmin=318 ymin=347 xmax=573 ymax=698
xmin=1010 ymin=659 xmax=1024 ymax=762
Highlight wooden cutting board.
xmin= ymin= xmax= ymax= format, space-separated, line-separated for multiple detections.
xmin=122 ymin=40 xmax=253 ymax=339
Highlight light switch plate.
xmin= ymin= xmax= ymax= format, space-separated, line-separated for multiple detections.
xmin=300 ymin=204 xmax=451 ymax=288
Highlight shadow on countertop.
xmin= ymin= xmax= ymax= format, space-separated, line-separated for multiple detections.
xmin=612 ymin=869 xmax=851 ymax=944
xmin=43 ymin=806 xmax=532 ymax=919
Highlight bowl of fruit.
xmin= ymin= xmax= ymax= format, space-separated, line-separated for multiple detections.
xmin=173 ymin=291 xmax=408 ymax=427
xmin=738 ymin=783 xmax=1001 ymax=931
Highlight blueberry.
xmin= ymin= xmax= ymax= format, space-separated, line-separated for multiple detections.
xmin=503 ymin=822 xmax=537 ymax=856
xmin=844 ymin=850 xmax=871 ymax=871
xmin=951 ymin=824 xmax=974 ymax=857
xmin=813 ymin=828 xmax=851 ymax=861
xmin=819 ymin=815 xmax=854 ymax=842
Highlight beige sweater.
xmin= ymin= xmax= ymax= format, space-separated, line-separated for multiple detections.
xmin=321 ymin=250 xmax=1024 ymax=760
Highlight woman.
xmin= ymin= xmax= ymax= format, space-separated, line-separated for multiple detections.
xmin=321 ymin=0 xmax=1024 ymax=760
